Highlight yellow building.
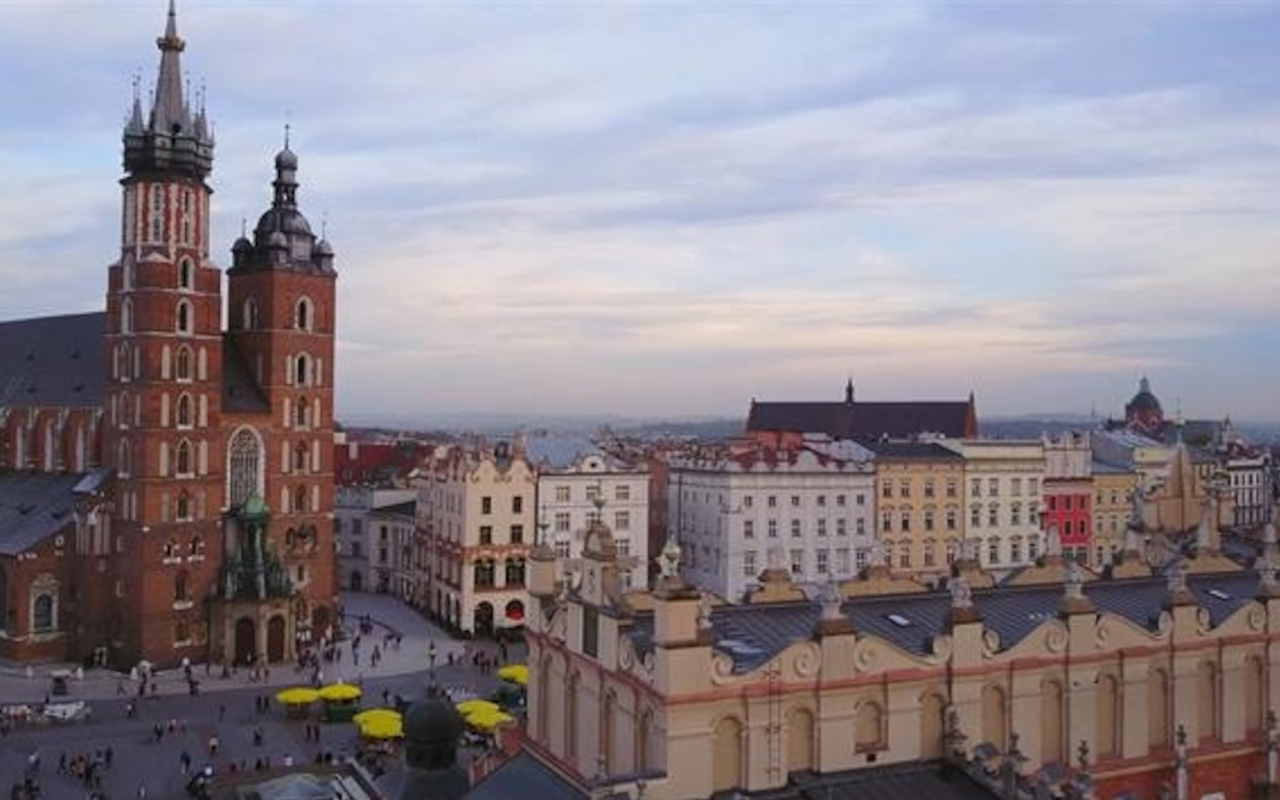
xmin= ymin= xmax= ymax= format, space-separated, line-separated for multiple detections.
xmin=1092 ymin=461 xmax=1137 ymax=567
xmin=865 ymin=441 xmax=965 ymax=580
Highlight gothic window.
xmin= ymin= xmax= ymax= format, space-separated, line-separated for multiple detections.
xmin=228 ymin=428 xmax=263 ymax=508
xmin=176 ymin=491 xmax=191 ymax=521
xmin=293 ymin=443 xmax=308 ymax=472
xmin=180 ymin=191 xmax=193 ymax=245
xmin=178 ymin=258 xmax=194 ymax=290
xmin=117 ymin=440 xmax=132 ymax=478
xmin=176 ymin=394 xmax=193 ymax=428
xmin=32 ymin=593 xmax=55 ymax=633
xmin=294 ymin=355 xmax=309 ymax=387
xmin=295 ymin=297 xmax=313 ymax=331
xmin=295 ymin=397 xmax=309 ymax=428
xmin=175 ymin=440 xmax=193 ymax=477
xmin=149 ymin=185 xmax=163 ymax=242
xmin=175 ymin=346 xmax=192 ymax=381
xmin=175 ymin=300 xmax=193 ymax=334
xmin=294 ymin=485 xmax=308 ymax=513
xmin=120 ymin=299 xmax=133 ymax=333
xmin=242 ymin=298 xmax=259 ymax=330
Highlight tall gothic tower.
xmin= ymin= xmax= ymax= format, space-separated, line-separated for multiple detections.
xmin=103 ymin=0 xmax=225 ymax=663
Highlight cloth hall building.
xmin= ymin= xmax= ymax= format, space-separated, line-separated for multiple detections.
xmin=0 ymin=3 xmax=338 ymax=668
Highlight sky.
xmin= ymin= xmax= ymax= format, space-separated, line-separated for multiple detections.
xmin=1 ymin=1 xmax=1278 ymax=423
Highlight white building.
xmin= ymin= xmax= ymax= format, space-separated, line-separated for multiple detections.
xmin=941 ymin=439 xmax=1045 ymax=572
xmin=334 ymin=486 xmax=416 ymax=594
xmin=529 ymin=436 xmax=649 ymax=592
xmin=668 ymin=438 xmax=876 ymax=602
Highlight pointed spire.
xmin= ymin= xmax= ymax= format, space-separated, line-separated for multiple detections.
xmin=844 ymin=377 xmax=854 ymax=405
xmin=152 ymin=0 xmax=188 ymax=134
xmin=165 ymin=0 xmax=178 ymax=40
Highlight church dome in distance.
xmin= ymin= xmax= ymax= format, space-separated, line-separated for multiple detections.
xmin=1127 ymin=376 xmax=1162 ymax=414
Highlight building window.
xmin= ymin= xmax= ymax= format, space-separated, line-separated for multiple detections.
xmin=175 ymin=440 xmax=193 ymax=477
xmin=987 ymin=538 xmax=1000 ymax=564
xmin=946 ymin=479 xmax=958 ymax=498
xmin=176 ymin=394 xmax=193 ymax=428
xmin=176 ymin=491 xmax=192 ymax=521
xmin=615 ymin=484 xmax=630 ymax=502
xmin=817 ymin=495 xmax=826 ymax=507
xmin=176 ymin=300 xmax=193 ymax=334
xmin=924 ymin=480 xmax=935 ymax=498
xmin=988 ymin=478 xmax=999 ymax=497
xmin=836 ymin=518 xmax=846 ymax=536
xmin=1011 ymin=504 xmax=1022 ymax=526
xmin=1011 ymin=478 xmax=1022 ymax=496
xmin=294 ymin=485 xmax=308 ymax=513
xmin=512 ymin=496 xmax=523 ymax=514
xmin=120 ymin=299 xmax=133 ymax=334
xmin=882 ymin=483 xmax=892 ymax=499
xmin=473 ymin=560 xmax=495 ymax=588
xmin=242 ymin=298 xmax=259 ymax=330
xmin=743 ymin=551 xmax=757 ymax=577
xmin=767 ymin=495 xmax=777 ymax=508
xmin=898 ymin=546 xmax=910 ymax=568
xmin=743 ymin=495 xmax=754 ymax=508
xmin=816 ymin=549 xmax=830 ymax=574
xmin=554 ymin=513 xmax=570 ymax=533
xmin=789 ymin=549 xmax=803 ymax=575
xmin=509 ymin=525 xmax=524 ymax=544
xmin=856 ymin=518 xmax=866 ymax=535
xmin=555 ymin=541 xmax=570 ymax=559
xmin=743 ymin=520 xmax=755 ymax=539
xmin=817 ymin=519 xmax=827 ymax=537
xmin=479 ymin=526 xmax=493 ymax=545
xmin=175 ymin=346 xmax=192 ymax=382
xmin=900 ymin=513 xmax=911 ymax=533
xmin=971 ymin=479 xmax=981 ymax=497
xmin=228 ymin=428 xmax=262 ymax=508
xmin=924 ymin=510 xmax=935 ymax=532
xmin=790 ymin=519 xmax=802 ymax=538
xmin=505 ymin=558 xmax=525 ymax=586
xmin=481 ymin=497 xmax=492 ymax=515
xmin=555 ymin=486 xmax=570 ymax=503
xmin=178 ymin=258 xmax=194 ymax=290
xmin=988 ymin=506 xmax=999 ymax=527
xmin=881 ymin=512 xmax=892 ymax=533
xmin=1010 ymin=537 xmax=1023 ymax=563
xmin=295 ymin=297 xmax=313 ymax=331
xmin=836 ymin=494 xmax=846 ymax=507
xmin=614 ymin=511 xmax=630 ymax=531
xmin=1029 ymin=478 xmax=1039 ymax=495
xmin=768 ymin=519 xmax=778 ymax=538
xmin=174 ymin=571 xmax=189 ymax=602
xmin=790 ymin=495 xmax=801 ymax=507
xmin=923 ymin=541 xmax=936 ymax=568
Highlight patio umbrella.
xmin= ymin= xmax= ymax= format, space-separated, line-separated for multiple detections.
xmin=497 ymin=664 xmax=528 ymax=686
xmin=455 ymin=698 xmax=500 ymax=716
xmin=465 ymin=708 xmax=514 ymax=733
xmin=358 ymin=716 xmax=404 ymax=740
xmin=353 ymin=708 xmax=401 ymax=726
xmin=275 ymin=687 xmax=320 ymax=705
xmin=318 ymin=683 xmax=362 ymax=702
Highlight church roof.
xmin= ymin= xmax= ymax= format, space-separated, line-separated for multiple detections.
xmin=0 ymin=312 xmax=105 ymax=407
xmin=0 ymin=472 xmax=84 ymax=555
xmin=747 ymin=399 xmax=974 ymax=440
xmin=751 ymin=759 xmax=999 ymax=800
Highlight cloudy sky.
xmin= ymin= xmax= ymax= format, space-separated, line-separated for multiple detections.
xmin=1 ymin=1 xmax=1278 ymax=423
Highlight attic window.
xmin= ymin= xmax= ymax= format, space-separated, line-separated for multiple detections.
xmin=885 ymin=613 xmax=912 ymax=628
xmin=1207 ymin=589 xmax=1230 ymax=600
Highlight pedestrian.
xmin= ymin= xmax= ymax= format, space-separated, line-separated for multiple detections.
xmin=105 ymin=746 xmax=113 ymax=768
xmin=179 ymin=750 xmax=191 ymax=775
xmin=136 ymin=783 xmax=146 ymax=799
xmin=218 ymin=702 xmax=226 ymax=722
xmin=208 ymin=735 xmax=220 ymax=757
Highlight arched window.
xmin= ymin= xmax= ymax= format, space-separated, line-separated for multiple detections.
xmin=120 ymin=299 xmax=133 ymax=333
xmin=295 ymin=297 xmax=313 ymax=331
xmin=176 ymin=394 xmax=193 ymax=428
xmin=295 ymin=397 xmax=309 ymax=428
xmin=174 ymin=571 xmax=189 ymax=602
xmin=242 ymin=298 xmax=259 ymax=330
xmin=32 ymin=593 xmax=55 ymax=633
xmin=176 ymin=300 xmax=193 ymax=334
xmin=293 ymin=443 xmax=308 ymax=473
xmin=175 ymin=440 xmax=193 ymax=477
xmin=228 ymin=429 xmax=263 ymax=508
xmin=294 ymin=485 xmax=308 ymax=513
xmin=295 ymin=355 xmax=309 ymax=386
xmin=855 ymin=701 xmax=884 ymax=751
xmin=190 ymin=536 xmax=203 ymax=555
xmin=178 ymin=257 xmax=194 ymax=290
xmin=175 ymin=346 xmax=192 ymax=381
xmin=176 ymin=491 xmax=191 ymax=521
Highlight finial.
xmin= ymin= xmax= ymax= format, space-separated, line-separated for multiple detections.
xmin=240 ymin=216 xmax=247 ymax=238
xmin=321 ymin=211 xmax=329 ymax=240
xmin=1064 ymin=560 xmax=1085 ymax=600
xmin=284 ymin=120 xmax=291 ymax=150
xmin=132 ymin=71 xmax=141 ymax=101
xmin=949 ymin=575 xmax=973 ymax=610
xmin=819 ymin=574 xmax=843 ymax=620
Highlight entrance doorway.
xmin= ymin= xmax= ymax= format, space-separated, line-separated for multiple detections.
xmin=234 ymin=617 xmax=256 ymax=665
xmin=267 ymin=615 xmax=286 ymax=663
xmin=474 ymin=602 xmax=494 ymax=636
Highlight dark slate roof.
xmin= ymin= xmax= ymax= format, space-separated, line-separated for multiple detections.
xmin=628 ymin=568 xmax=1263 ymax=672
xmin=0 ymin=312 xmax=104 ymax=407
xmin=863 ymin=441 xmax=965 ymax=461
xmin=222 ymin=335 xmax=270 ymax=414
xmin=747 ymin=399 xmax=974 ymax=440
xmin=464 ymin=751 xmax=586 ymax=800
xmin=751 ymin=760 xmax=999 ymax=800
xmin=0 ymin=471 xmax=83 ymax=555
xmin=372 ymin=500 xmax=416 ymax=518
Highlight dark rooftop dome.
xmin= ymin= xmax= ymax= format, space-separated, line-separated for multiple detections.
xmin=404 ymin=692 xmax=464 ymax=753
xmin=1127 ymin=376 xmax=1163 ymax=414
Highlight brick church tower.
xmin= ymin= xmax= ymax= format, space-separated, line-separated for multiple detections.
xmin=97 ymin=1 xmax=338 ymax=668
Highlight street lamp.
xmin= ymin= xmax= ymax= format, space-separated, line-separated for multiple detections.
xmin=426 ymin=639 xmax=439 ymax=697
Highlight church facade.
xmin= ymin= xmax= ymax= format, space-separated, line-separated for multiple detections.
xmin=0 ymin=3 xmax=338 ymax=668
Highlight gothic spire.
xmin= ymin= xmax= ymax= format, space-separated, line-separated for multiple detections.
xmin=152 ymin=0 xmax=188 ymax=134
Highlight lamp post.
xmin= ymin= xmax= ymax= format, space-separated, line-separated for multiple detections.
xmin=426 ymin=639 xmax=438 ymax=695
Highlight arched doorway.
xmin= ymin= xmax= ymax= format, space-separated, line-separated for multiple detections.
xmin=267 ymin=615 xmax=286 ymax=663
xmin=712 ymin=717 xmax=743 ymax=793
xmin=474 ymin=602 xmax=494 ymax=636
xmin=350 ymin=571 xmax=363 ymax=591
xmin=787 ymin=707 xmax=815 ymax=774
xmin=234 ymin=617 xmax=256 ymax=665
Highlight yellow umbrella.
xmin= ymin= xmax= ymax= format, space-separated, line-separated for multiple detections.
xmin=358 ymin=716 xmax=404 ymax=740
xmin=318 ymin=682 xmax=362 ymax=702
xmin=275 ymin=687 xmax=320 ymax=705
xmin=456 ymin=698 xmax=500 ymax=716
xmin=353 ymin=708 xmax=401 ymax=726
xmin=497 ymin=664 xmax=528 ymax=686
xmin=466 ymin=708 xmax=515 ymax=733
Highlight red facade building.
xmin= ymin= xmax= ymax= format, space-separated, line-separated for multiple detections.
xmin=0 ymin=4 xmax=337 ymax=667
xmin=1043 ymin=432 xmax=1094 ymax=563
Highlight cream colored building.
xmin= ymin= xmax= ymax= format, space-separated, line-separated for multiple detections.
xmin=417 ymin=440 xmax=535 ymax=635
xmin=942 ymin=439 xmax=1045 ymax=572
xmin=1092 ymin=461 xmax=1137 ymax=567
xmin=865 ymin=440 xmax=966 ymax=581
xmin=531 ymin=439 xmax=650 ymax=592
xmin=520 ymin=501 xmax=1280 ymax=800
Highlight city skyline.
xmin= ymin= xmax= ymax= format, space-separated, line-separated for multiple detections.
xmin=1 ymin=2 xmax=1278 ymax=421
